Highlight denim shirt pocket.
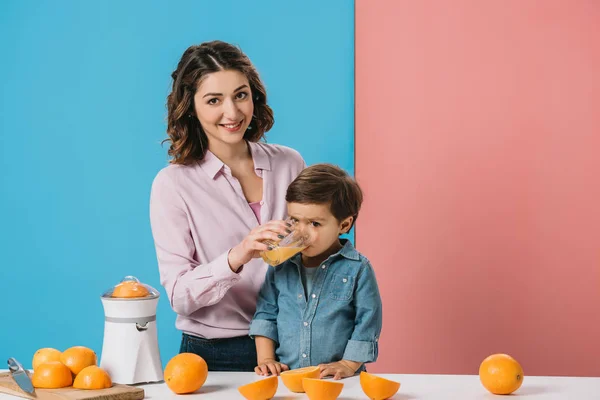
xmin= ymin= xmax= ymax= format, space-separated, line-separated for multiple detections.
xmin=329 ymin=272 xmax=355 ymax=301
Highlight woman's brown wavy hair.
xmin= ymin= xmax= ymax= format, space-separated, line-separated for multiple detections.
xmin=165 ymin=41 xmax=274 ymax=165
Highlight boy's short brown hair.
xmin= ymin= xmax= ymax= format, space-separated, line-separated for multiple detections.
xmin=286 ymin=164 xmax=363 ymax=230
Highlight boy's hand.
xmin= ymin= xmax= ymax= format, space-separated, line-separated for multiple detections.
xmin=255 ymin=358 xmax=289 ymax=376
xmin=318 ymin=360 xmax=363 ymax=380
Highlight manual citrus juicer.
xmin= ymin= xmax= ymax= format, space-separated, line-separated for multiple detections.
xmin=99 ymin=276 xmax=163 ymax=384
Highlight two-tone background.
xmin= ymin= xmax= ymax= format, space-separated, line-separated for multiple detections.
xmin=1 ymin=0 xmax=598 ymax=377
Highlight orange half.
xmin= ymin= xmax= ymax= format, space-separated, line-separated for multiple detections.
xmin=360 ymin=371 xmax=401 ymax=400
xmin=280 ymin=366 xmax=320 ymax=393
xmin=73 ymin=366 xmax=112 ymax=390
xmin=238 ymin=375 xmax=278 ymax=400
xmin=303 ymin=378 xmax=344 ymax=400
xmin=112 ymin=281 xmax=150 ymax=298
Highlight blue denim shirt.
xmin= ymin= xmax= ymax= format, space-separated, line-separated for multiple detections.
xmin=249 ymin=239 xmax=383 ymax=370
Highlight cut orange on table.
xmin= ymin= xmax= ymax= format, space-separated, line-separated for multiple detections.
xmin=32 ymin=348 xmax=62 ymax=371
xmin=360 ymin=371 xmax=401 ymax=400
xmin=164 ymin=353 xmax=208 ymax=394
xmin=60 ymin=346 xmax=97 ymax=375
xmin=238 ymin=375 xmax=278 ymax=400
xmin=302 ymin=378 xmax=344 ymax=400
xmin=31 ymin=361 xmax=73 ymax=389
xmin=280 ymin=366 xmax=320 ymax=393
xmin=479 ymin=353 xmax=524 ymax=395
xmin=73 ymin=365 xmax=112 ymax=390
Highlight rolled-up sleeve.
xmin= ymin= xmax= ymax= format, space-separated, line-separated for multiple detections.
xmin=342 ymin=261 xmax=383 ymax=363
xmin=149 ymin=170 xmax=241 ymax=317
xmin=249 ymin=266 xmax=279 ymax=343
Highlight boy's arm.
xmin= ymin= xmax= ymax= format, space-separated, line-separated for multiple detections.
xmin=321 ymin=260 xmax=383 ymax=379
xmin=339 ymin=359 xmax=362 ymax=370
xmin=249 ymin=266 xmax=281 ymax=357
xmin=249 ymin=266 xmax=279 ymax=341
xmin=319 ymin=359 xmax=362 ymax=379
xmin=255 ymin=336 xmax=277 ymax=363
xmin=343 ymin=260 xmax=383 ymax=364
xmin=255 ymin=336 xmax=289 ymax=375
xmin=250 ymin=267 xmax=290 ymax=375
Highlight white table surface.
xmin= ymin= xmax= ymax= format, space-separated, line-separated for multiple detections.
xmin=1 ymin=371 xmax=599 ymax=399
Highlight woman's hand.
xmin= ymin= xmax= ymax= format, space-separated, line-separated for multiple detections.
xmin=228 ymin=220 xmax=292 ymax=272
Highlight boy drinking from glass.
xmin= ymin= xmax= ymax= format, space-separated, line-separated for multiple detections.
xmin=249 ymin=164 xmax=383 ymax=379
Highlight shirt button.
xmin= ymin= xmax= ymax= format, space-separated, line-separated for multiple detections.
xmin=303 ymin=322 xmax=308 ymax=326
xmin=342 ymin=278 xmax=348 ymax=283
xmin=322 ymin=265 xmax=327 ymax=269
xmin=311 ymin=294 xmax=316 ymax=299
xmin=260 ymin=201 xmax=264 ymax=205
xmin=302 ymin=353 xmax=307 ymax=358
xmin=298 ymin=294 xmax=303 ymax=298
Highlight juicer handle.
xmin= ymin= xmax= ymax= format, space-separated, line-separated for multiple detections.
xmin=136 ymin=322 xmax=148 ymax=332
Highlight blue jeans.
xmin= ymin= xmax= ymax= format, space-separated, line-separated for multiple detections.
xmin=179 ymin=333 xmax=257 ymax=372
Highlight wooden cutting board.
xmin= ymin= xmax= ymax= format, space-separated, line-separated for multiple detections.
xmin=0 ymin=372 xmax=144 ymax=400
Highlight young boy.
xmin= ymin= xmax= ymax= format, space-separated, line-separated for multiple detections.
xmin=248 ymin=163 xmax=383 ymax=380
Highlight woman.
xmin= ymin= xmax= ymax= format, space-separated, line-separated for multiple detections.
xmin=149 ymin=41 xmax=306 ymax=371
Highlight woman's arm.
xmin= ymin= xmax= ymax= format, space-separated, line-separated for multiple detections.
xmin=149 ymin=171 xmax=243 ymax=316
xmin=150 ymin=170 xmax=291 ymax=316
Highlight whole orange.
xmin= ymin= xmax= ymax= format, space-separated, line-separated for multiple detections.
xmin=60 ymin=346 xmax=97 ymax=375
xmin=479 ymin=353 xmax=524 ymax=395
xmin=31 ymin=361 xmax=73 ymax=389
xmin=164 ymin=353 xmax=208 ymax=394
xmin=32 ymin=348 xmax=62 ymax=371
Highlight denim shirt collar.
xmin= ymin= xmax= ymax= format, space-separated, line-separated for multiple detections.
xmin=290 ymin=238 xmax=360 ymax=268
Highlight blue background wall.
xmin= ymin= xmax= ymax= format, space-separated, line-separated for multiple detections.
xmin=0 ymin=1 xmax=354 ymax=367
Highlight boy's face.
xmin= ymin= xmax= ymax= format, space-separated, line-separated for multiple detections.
xmin=287 ymin=202 xmax=353 ymax=259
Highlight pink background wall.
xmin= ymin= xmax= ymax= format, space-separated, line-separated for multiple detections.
xmin=355 ymin=0 xmax=599 ymax=376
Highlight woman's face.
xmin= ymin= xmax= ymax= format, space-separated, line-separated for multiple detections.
xmin=193 ymin=69 xmax=254 ymax=147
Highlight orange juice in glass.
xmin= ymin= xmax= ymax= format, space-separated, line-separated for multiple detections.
xmin=260 ymin=220 xmax=312 ymax=266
